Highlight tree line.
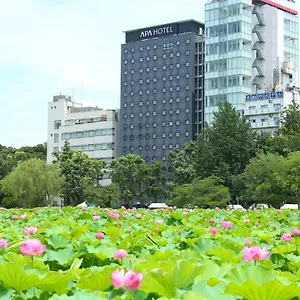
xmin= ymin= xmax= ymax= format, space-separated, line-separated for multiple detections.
xmin=1 ymin=100 xmax=300 ymax=209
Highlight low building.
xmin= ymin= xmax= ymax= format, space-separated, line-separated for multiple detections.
xmin=47 ymin=95 xmax=120 ymax=171
xmin=244 ymin=86 xmax=300 ymax=132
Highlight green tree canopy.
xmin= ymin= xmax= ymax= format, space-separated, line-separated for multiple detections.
xmin=280 ymin=100 xmax=300 ymax=136
xmin=110 ymin=154 xmax=148 ymax=207
xmin=238 ymin=153 xmax=289 ymax=209
xmin=0 ymin=158 xmax=63 ymax=208
xmin=54 ymin=141 xmax=105 ymax=206
xmin=169 ymin=176 xmax=230 ymax=208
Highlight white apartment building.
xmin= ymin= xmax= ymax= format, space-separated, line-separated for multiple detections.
xmin=204 ymin=0 xmax=299 ymax=129
xmin=244 ymin=87 xmax=300 ymax=131
xmin=47 ymin=95 xmax=120 ymax=168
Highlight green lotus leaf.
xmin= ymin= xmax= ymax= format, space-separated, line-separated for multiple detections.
xmin=171 ymin=259 xmax=204 ymax=289
xmin=0 ymin=285 xmax=14 ymax=300
xmin=46 ymin=234 xmax=70 ymax=250
xmin=193 ymin=238 xmax=215 ymax=254
xmin=224 ymin=279 xmax=300 ymax=300
xmin=36 ymin=271 xmax=76 ymax=295
xmin=207 ymin=248 xmax=241 ymax=263
xmin=76 ymin=270 xmax=112 ymax=292
xmin=141 ymin=268 xmax=176 ymax=298
xmin=50 ymin=290 xmax=106 ymax=299
xmin=0 ymin=262 xmax=40 ymax=292
xmin=44 ymin=246 xmax=74 ymax=266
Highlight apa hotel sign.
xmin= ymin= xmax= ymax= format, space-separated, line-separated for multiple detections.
xmin=140 ymin=26 xmax=174 ymax=38
xmin=126 ymin=22 xmax=178 ymax=43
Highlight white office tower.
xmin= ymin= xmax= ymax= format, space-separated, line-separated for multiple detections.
xmin=204 ymin=0 xmax=299 ymax=131
xmin=47 ymin=95 xmax=120 ymax=165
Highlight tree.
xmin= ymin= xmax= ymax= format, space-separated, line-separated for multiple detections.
xmin=238 ymin=153 xmax=289 ymax=208
xmin=193 ymin=103 xmax=257 ymax=201
xmin=280 ymin=100 xmax=300 ymax=136
xmin=54 ymin=141 xmax=103 ymax=206
xmin=110 ymin=154 xmax=148 ymax=207
xmin=84 ymin=184 xmax=121 ymax=208
xmin=284 ymin=151 xmax=300 ymax=209
xmin=145 ymin=160 xmax=169 ymax=203
xmin=169 ymin=176 xmax=230 ymax=208
xmin=167 ymin=142 xmax=197 ymax=185
xmin=0 ymin=158 xmax=63 ymax=208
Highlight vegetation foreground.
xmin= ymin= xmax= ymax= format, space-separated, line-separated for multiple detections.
xmin=0 ymin=207 xmax=299 ymax=299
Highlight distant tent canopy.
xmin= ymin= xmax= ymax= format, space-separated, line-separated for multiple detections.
xmin=148 ymin=203 xmax=169 ymax=209
xmin=281 ymin=204 xmax=298 ymax=209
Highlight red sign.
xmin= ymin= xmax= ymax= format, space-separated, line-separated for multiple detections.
xmin=253 ymin=0 xmax=298 ymax=15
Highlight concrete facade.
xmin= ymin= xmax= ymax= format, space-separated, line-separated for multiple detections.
xmin=120 ymin=20 xmax=205 ymax=162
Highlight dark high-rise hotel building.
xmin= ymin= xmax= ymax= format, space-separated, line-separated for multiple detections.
xmin=120 ymin=20 xmax=205 ymax=162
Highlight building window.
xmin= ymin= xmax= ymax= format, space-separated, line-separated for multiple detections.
xmin=162 ymin=121 xmax=166 ymax=127
xmin=123 ymin=135 xmax=127 ymax=141
xmin=123 ymin=146 xmax=127 ymax=151
xmin=162 ymin=110 xmax=166 ymax=115
xmin=130 ymin=146 xmax=134 ymax=151
xmin=186 ymin=50 xmax=190 ymax=55
xmin=169 ymin=144 xmax=173 ymax=149
xmin=145 ymin=145 xmax=150 ymax=151
xmin=130 ymin=102 xmax=134 ymax=107
xmin=123 ymin=103 xmax=127 ymax=108
xmin=124 ymin=59 xmax=128 ymax=65
xmin=169 ymin=121 xmax=173 ymax=126
xmin=153 ymin=122 xmax=157 ymax=127
xmin=176 ymin=87 xmax=180 ymax=91
xmin=186 ymin=62 xmax=190 ymax=67
xmin=176 ymin=98 xmax=180 ymax=103
xmin=176 ymin=63 xmax=180 ymax=68
xmin=139 ymin=79 xmax=143 ymax=84
xmin=176 ymin=75 xmax=180 ymax=80
xmin=139 ymin=112 xmax=143 ymax=117
xmin=146 ymin=45 xmax=150 ymax=50
xmin=162 ymin=143 xmax=166 ymax=148
xmin=176 ymin=41 xmax=180 ymax=45
xmin=130 ymin=124 xmax=134 ymax=129
xmin=169 ymin=110 xmax=173 ymax=115
xmin=186 ymin=97 xmax=189 ymax=102
xmin=176 ymin=52 xmax=180 ymax=57
xmin=170 ymin=53 xmax=174 ymax=58
xmin=146 ymin=78 xmax=150 ymax=83
xmin=139 ymin=57 xmax=143 ymax=62
xmin=163 ymin=54 xmax=167 ymax=59
xmin=185 ymin=131 xmax=190 ymax=136
xmin=186 ymin=120 xmax=190 ymax=125
xmin=170 ymin=64 xmax=173 ymax=69
xmin=145 ymin=123 xmax=150 ymax=128
xmin=131 ymin=59 xmax=135 ymax=63
xmin=169 ymin=98 xmax=173 ymax=103
xmin=162 ymin=99 xmax=166 ymax=104
xmin=153 ymin=111 xmax=157 ymax=116
xmin=153 ymin=78 xmax=157 ymax=83
xmin=186 ymin=85 xmax=190 ymax=90
xmin=176 ymin=121 xmax=180 ymax=126
xmin=54 ymin=120 xmax=61 ymax=129
xmin=163 ymin=76 xmax=166 ymax=81
xmin=146 ymin=112 xmax=150 ymax=117
xmin=139 ymin=46 xmax=143 ymax=51
xmin=153 ymin=145 xmax=156 ymax=150
xmin=176 ymin=109 xmax=180 ymax=114
xmin=163 ymin=66 xmax=167 ymax=70
xmin=186 ymin=39 xmax=190 ymax=44
xmin=123 ymin=114 xmax=127 ymax=119
xmin=130 ymin=135 xmax=134 ymax=140
xmin=124 ymin=70 xmax=128 ymax=75
xmin=153 ymin=133 xmax=156 ymax=138
xmin=176 ymin=132 xmax=180 ymax=137
xmin=153 ymin=55 xmax=157 ymax=60
xmin=153 ymin=66 xmax=157 ymax=71
xmin=186 ymin=74 xmax=190 ymax=78
xmin=123 ymin=124 xmax=127 ymax=130
xmin=169 ymin=133 xmax=173 ymax=138
xmin=139 ymin=101 xmax=143 ymax=106
xmin=139 ymin=134 xmax=143 ymax=140
xmin=124 ymin=49 xmax=128 ymax=54
xmin=154 ymin=44 xmax=157 ymax=49
xmin=131 ymin=48 xmax=135 ymax=53
xmin=146 ymin=67 xmax=150 ymax=72
xmin=146 ymin=56 xmax=150 ymax=61
xmin=145 ymin=134 xmax=150 ymax=139
xmin=54 ymin=134 xmax=59 ymax=143
xmin=153 ymin=100 xmax=157 ymax=105
xmin=138 ymin=146 xmax=142 ymax=151
xmin=186 ymin=108 xmax=189 ymax=113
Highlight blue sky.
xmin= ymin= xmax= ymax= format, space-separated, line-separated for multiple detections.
xmin=0 ymin=0 xmax=205 ymax=147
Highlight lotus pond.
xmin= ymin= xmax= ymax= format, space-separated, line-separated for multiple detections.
xmin=0 ymin=207 xmax=299 ymax=299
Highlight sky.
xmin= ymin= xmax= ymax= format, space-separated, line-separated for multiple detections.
xmin=0 ymin=0 xmax=205 ymax=148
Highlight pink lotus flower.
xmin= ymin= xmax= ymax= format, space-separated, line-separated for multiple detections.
xmin=24 ymin=226 xmax=38 ymax=235
xmin=96 ymin=232 xmax=105 ymax=239
xmin=243 ymin=219 xmax=250 ymax=224
xmin=135 ymin=214 xmax=142 ymax=219
xmin=20 ymin=238 xmax=46 ymax=256
xmin=209 ymin=218 xmax=215 ymax=223
xmin=12 ymin=215 xmax=18 ymax=220
xmin=183 ymin=211 xmax=188 ymax=215
xmin=123 ymin=211 xmax=129 ymax=216
xmin=19 ymin=214 xmax=27 ymax=219
xmin=220 ymin=221 xmax=232 ymax=229
xmin=0 ymin=239 xmax=8 ymax=248
xmin=215 ymin=207 xmax=220 ymax=210
xmin=114 ymin=249 xmax=128 ymax=259
xmin=155 ymin=220 xmax=163 ymax=224
xmin=245 ymin=238 xmax=252 ymax=246
xmin=242 ymin=246 xmax=270 ymax=262
xmin=121 ymin=206 xmax=126 ymax=209
xmin=209 ymin=227 xmax=219 ymax=235
xmin=281 ymin=233 xmax=292 ymax=241
xmin=291 ymin=227 xmax=300 ymax=236
xmin=293 ymin=213 xmax=298 ymax=217
xmin=127 ymin=228 xmax=132 ymax=233
xmin=92 ymin=215 xmax=100 ymax=221
xmin=111 ymin=269 xmax=143 ymax=290
xmin=113 ymin=213 xmax=120 ymax=219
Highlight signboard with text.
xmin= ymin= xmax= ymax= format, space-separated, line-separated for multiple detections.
xmin=245 ymin=91 xmax=284 ymax=101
